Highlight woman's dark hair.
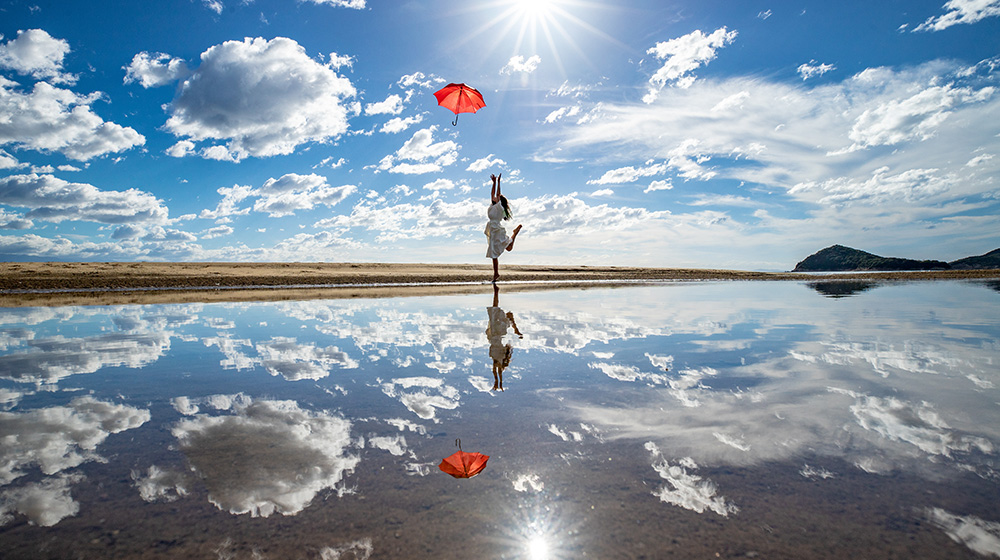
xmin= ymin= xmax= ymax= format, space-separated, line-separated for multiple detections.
xmin=499 ymin=195 xmax=512 ymax=220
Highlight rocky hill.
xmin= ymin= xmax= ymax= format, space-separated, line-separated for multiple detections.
xmin=793 ymin=245 xmax=952 ymax=272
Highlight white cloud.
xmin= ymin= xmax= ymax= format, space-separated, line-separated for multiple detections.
xmin=0 ymin=327 xmax=173 ymax=386
xmin=643 ymin=27 xmax=738 ymax=102
xmin=111 ymin=224 xmax=142 ymax=240
xmin=255 ymin=336 xmax=358 ymax=381
xmin=252 ymin=173 xmax=356 ymax=217
xmin=327 ymin=52 xmax=354 ymax=70
xmin=0 ymin=148 xmax=23 ymax=170
xmin=789 ymin=166 xmax=956 ymax=207
xmin=914 ymin=0 xmax=1000 ymax=31
xmin=548 ymin=81 xmax=595 ymax=98
xmin=202 ymin=0 xmax=222 ymax=14
xmin=926 ymin=508 xmax=1000 ymax=557
xmin=0 ymin=208 xmax=32 ymax=229
xmin=199 ymin=184 xmax=253 ymax=220
xmin=0 ymin=396 xmax=150 ymax=485
xmin=390 ymin=185 xmax=413 ymax=198
xmin=546 ymin=59 xmax=1000 ymax=224
xmin=0 ymin=474 xmax=83 ymax=527
xmin=165 ymin=140 xmax=195 ymax=158
xmin=591 ymin=188 xmax=614 ymax=197
xmin=397 ymin=71 xmax=442 ymax=89
xmin=171 ymin=396 xmax=359 ymax=516
xmin=500 ymin=54 xmax=541 ymax=75
xmin=200 ymin=225 xmax=233 ymax=239
xmin=132 ymin=465 xmax=189 ymax=503
xmin=849 ymin=394 xmax=990 ymax=457
xmin=0 ymin=29 xmax=75 ymax=84
xmin=0 ymin=173 xmax=168 ymax=225
xmin=303 ymin=0 xmax=366 ymax=7
xmin=422 ymin=178 xmax=456 ymax=191
xmin=687 ymin=194 xmax=756 ymax=207
xmin=163 ymin=37 xmax=356 ymax=161
xmin=797 ymin=60 xmax=836 ymax=80
xmin=0 ymin=234 xmax=80 ymax=258
xmin=466 ymin=154 xmax=507 ymax=172
xmin=380 ymin=115 xmax=424 ymax=134
xmin=377 ymin=126 xmax=459 ymax=174
xmin=315 ymin=156 xmax=347 ymax=169
xmin=0 ymin=81 xmax=145 ymax=161
xmin=711 ymin=90 xmax=750 ymax=111
xmin=645 ymin=179 xmax=674 ymax=193
xmin=200 ymin=175 xmax=355 ymax=219
xmin=381 ymin=377 xmax=460 ymax=421
xmin=588 ymin=161 xmax=668 ymax=185
xmin=368 ymin=435 xmax=409 ymax=456
xmin=838 ymin=83 xmax=994 ymax=153
xmin=543 ymin=105 xmax=581 ymax=123
xmin=365 ymin=94 xmax=404 ymax=116
xmin=123 ymin=52 xmax=190 ymax=88
xmin=966 ymin=152 xmax=994 ymax=167
xmin=645 ymin=442 xmax=738 ymax=516
xmin=142 ymin=226 xmax=196 ymax=242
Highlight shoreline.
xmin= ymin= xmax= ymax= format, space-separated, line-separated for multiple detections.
xmin=1 ymin=261 xmax=998 ymax=307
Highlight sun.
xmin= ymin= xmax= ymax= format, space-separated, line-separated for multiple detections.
xmin=451 ymin=0 xmax=625 ymax=78
xmin=512 ymin=0 xmax=556 ymax=19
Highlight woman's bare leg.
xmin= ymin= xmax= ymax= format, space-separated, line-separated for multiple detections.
xmin=505 ymin=225 xmax=523 ymax=251
xmin=492 ymin=258 xmax=499 ymax=283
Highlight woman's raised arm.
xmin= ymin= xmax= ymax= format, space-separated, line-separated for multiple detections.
xmin=490 ymin=173 xmax=502 ymax=203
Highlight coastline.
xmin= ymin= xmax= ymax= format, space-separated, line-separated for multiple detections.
xmin=1 ymin=261 xmax=998 ymax=307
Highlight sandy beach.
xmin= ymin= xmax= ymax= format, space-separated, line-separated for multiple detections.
xmin=1 ymin=261 xmax=998 ymax=307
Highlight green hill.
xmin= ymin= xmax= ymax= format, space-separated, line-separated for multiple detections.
xmin=950 ymin=248 xmax=1000 ymax=270
xmin=793 ymin=245 xmax=951 ymax=272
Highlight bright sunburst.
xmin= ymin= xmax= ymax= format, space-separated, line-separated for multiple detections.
xmin=513 ymin=0 xmax=556 ymax=19
xmin=452 ymin=0 xmax=625 ymax=78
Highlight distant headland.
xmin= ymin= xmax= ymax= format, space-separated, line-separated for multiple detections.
xmin=793 ymin=245 xmax=1000 ymax=272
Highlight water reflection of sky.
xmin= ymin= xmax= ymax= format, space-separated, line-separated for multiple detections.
xmin=1 ymin=281 xmax=998 ymax=558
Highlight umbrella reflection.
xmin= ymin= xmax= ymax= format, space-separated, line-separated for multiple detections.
xmin=486 ymin=285 xmax=523 ymax=391
xmin=438 ymin=439 xmax=489 ymax=479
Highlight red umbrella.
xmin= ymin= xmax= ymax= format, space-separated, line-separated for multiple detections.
xmin=434 ymin=83 xmax=486 ymax=126
xmin=438 ymin=439 xmax=490 ymax=478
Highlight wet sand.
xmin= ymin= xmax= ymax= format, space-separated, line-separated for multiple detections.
xmin=1 ymin=261 xmax=997 ymax=307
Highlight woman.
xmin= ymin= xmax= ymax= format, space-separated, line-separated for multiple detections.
xmin=484 ymin=173 xmax=523 ymax=283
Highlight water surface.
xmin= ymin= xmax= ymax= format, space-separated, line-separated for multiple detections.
xmin=1 ymin=281 xmax=999 ymax=559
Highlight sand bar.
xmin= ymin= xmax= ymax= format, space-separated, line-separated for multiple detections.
xmin=1 ymin=261 xmax=998 ymax=307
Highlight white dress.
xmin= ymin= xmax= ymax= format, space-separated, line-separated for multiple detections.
xmin=486 ymin=306 xmax=513 ymax=367
xmin=484 ymin=201 xmax=512 ymax=259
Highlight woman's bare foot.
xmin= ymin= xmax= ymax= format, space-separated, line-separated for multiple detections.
xmin=506 ymin=224 xmax=523 ymax=251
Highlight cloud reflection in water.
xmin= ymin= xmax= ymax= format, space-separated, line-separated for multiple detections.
xmin=0 ymin=282 xmax=997 ymax=558
xmin=169 ymin=394 xmax=358 ymax=517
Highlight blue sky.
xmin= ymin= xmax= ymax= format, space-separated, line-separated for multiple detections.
xmin=0 ymin=0 xmax=998 ymax=270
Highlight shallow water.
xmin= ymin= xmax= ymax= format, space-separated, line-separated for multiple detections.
xmin=1 ymin=281 xmax=999 ymax=559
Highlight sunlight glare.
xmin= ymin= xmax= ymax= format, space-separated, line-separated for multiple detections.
xmin=528 ymin=535 xmax=551 ymax=560
xmin=514 ymin=0 xmax=555 ymax=19
xmin=452 ymin=0 xmax=626 ymax=79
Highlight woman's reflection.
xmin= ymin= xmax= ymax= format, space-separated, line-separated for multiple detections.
xmin=486 ymin=285 xmax=522 ymax=391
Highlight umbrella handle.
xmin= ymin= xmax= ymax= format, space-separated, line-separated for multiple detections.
xmin=452 ymin=114 xmax=459 ymax=126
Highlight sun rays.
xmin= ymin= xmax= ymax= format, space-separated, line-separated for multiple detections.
xmin=450 ymin=0 xmax=627 ymax=78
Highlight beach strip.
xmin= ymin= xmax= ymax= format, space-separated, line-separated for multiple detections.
xmin=1 ymin=261 xmax=997 ymax=307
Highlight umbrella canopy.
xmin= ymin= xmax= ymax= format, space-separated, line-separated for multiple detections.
xmin=439 ymin=440 xmax=490 ymax=478
xmin=433 ymin=83 xmax=486 ymax=125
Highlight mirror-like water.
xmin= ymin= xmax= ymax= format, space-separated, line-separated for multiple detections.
xmin=1 ymin=281 xmax=999 ymax=559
